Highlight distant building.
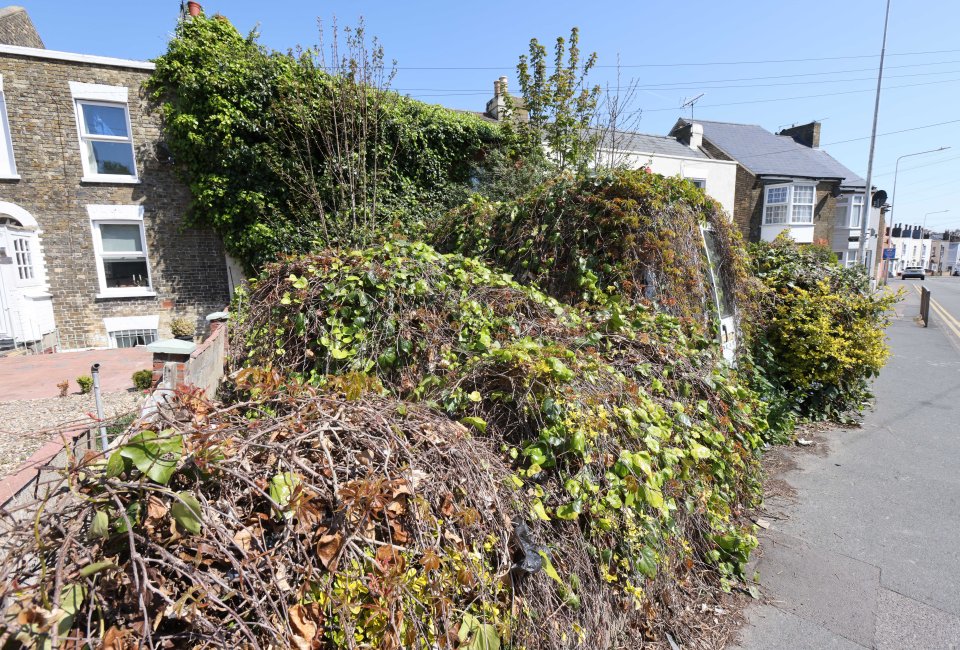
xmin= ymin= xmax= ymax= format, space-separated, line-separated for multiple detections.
xmin=669 ymin=119 xmax=884 ymax=270
xmin=481 ymin=79 xmax=738 ymax=216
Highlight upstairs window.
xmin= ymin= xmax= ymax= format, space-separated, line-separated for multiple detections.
xmin=70 ymin=82 xmax=137 ymax=183
xmin=763 ymin=183 xmax=816 ymax=225
xmin=836 ymin=194 xmax=865 ymax=228
xmin=848 ymin=195 xmax=864 ymax=228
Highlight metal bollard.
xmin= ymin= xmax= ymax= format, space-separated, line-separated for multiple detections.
xmin=91 ymin=363 xmax=108 ymax=449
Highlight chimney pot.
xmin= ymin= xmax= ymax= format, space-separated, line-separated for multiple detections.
xmin=187 ymin=2 xmax=202 ymax=17
xmin=494 ymin=80 xmax=501 ymax=97
xmin=499 ymin=75 xmax=508 ymax=93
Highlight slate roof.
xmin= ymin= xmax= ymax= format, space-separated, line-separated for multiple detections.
xmin=600 ymin=130 xmax=710 ymax=160
xmin=674 ymin=119 xmax=866 ymax=189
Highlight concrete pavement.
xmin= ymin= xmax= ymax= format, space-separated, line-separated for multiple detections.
xmin=0 ymin=347 xmax=152 ymax=401
xmin=732 ymin=281 xmax=960 ymax=649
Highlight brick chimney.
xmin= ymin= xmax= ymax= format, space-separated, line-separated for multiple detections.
xmin=0 ymin=6 xmax=44 ymax=48
xmin=778 ymin=121 xmax=821 ymax=148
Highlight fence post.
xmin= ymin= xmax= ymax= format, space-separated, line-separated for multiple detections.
xmin=920 ymin=287 xmax=930 ymax=328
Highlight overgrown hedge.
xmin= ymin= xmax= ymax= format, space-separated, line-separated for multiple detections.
xmin=437 ymin=169 xmax=752 ymax=333
xmin=148 ymin=16 xmax=509 ymax=270
xmin=227 ymin=240 xmax=766 ymax=646
xmin=748 ymin=235 xmax=897 ymax=429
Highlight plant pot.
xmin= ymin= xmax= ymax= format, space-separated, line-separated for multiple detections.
xmin=187 ymin=2 xmax=202 ymax=17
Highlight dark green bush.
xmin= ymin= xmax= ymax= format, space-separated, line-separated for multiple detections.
xmin=148 ymin=15 xmax=510 ymax=271
xmin=436 ymin=169 xmax=753 ymax=334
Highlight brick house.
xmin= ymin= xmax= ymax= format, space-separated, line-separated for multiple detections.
xmin=670 ymin=119 xmax=884 ymax=268
xmin=0 ymin=6 xmax=230 ymax=351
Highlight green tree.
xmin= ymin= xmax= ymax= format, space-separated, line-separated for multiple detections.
xmin=515 ymin=27 xmax=601 ymax=172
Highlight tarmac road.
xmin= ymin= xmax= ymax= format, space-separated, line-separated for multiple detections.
xmin=732 ymin=280 xmax=960 ymax=649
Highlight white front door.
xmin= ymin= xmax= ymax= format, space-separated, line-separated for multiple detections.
xmin=0 ymin=226 xmax=16 ymax=339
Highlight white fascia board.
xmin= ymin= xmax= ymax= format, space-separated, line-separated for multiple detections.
xmin=601 ymin=148 xmax=737 ymax=166
xmin=0 ymin=43 xmax=154 ymax=71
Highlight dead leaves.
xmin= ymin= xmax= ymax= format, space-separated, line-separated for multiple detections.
xmin=289 ymin=602 xmax=324 ymax=649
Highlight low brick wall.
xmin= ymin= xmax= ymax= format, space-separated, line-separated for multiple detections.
xmin=151 ymin=320 xmax=228 ymax=396
xmin=0 ymin=425 xmax=96 ymax=512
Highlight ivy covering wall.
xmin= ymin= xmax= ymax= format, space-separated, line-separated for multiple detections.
xmin=148 ymin=16 xmax=509 ymax=270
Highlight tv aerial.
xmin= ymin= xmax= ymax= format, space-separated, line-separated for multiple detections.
xmin=681 ymin=93 xmax=705 ymax=118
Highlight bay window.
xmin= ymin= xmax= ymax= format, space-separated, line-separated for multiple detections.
xmin=763 ymin=183 xmax=816 ymax=225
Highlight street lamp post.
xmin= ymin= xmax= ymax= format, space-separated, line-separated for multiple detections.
xmin=890 ymin=147 xmax=951 ymax=226
xmin=922 ymin=209 xmax=949 ymax=272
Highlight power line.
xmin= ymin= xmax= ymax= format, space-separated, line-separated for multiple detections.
xmin=873 ymin=153 xmax=960 ymax=178
xmin=400 ymin=66 xmax=960 ymax=95
xmin=393 ymin=48 xmax=960 ymax=71
xmin=577 ymin=76 xmax=960 ymax=114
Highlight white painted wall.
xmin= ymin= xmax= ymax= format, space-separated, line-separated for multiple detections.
xmin=598 ymin=149 xmax=738 ymax=218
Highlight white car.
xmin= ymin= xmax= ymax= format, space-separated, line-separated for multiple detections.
xmin=901 ymin=266 xmax=925 ymax=280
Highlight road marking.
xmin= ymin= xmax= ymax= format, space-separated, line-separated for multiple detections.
xmin=919 ymin=286 xmax=960 ymax=340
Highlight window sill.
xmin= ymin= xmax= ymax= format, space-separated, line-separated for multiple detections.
xmin=0 ymin=174 xmax=20 ymax=181
xmin=96 ymin=289 xmax=156 ymax=299
xmin=761 ymin=222 xmax=814 ymax=227
xmin=81 ymin=175 xmax=140 ymax=185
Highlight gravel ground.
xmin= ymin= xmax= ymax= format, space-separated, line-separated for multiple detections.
xmin=0 ymin=390 xmax=144 ymax=478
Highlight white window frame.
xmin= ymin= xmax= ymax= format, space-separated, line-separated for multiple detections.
xmin=10 ymin=231 xmax=37 ymax=286
xmin=838 ymin=194 xmax=865 ymax=229
xmin=689 ymin=178 xmax=707 ymax=190
xmin=0 ymin=76 xmax=18 ymax=179
xmin=103 ymin=314 xmax=159 ymax=349
xmin=763 ymin=182 xmax=817 ymax=226
xmin=69 ymin=82 xmax=138 ymax=184
xmin=88 ymin=204 xmax=155 ymax=298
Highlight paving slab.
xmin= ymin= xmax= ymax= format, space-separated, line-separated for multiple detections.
xmin=875 ymin=588 xmax=960 ymax=650
xmin=731 ymin=605 xmax=867 ymax=650
xmin=752 ymin=530 xmax=880 ymax=648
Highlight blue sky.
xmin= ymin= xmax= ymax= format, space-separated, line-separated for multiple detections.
xmin=21 ymin=1 xmax=960 ymax=231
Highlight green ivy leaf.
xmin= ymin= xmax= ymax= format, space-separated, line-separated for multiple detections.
xmin=171 ymin=491 xmax=203 ymax=534
xmin=555 ymin=499 xmax=582 ymax=520
xmin=119 ymin=430 xmax=183 ymax=485
xmin=460 ymin=416 xmax=487 ymax=433
xmin=105 ymin=451 xmax=125 ymax=478
xmin=530 ymin=499 xmax=550 ymax=521
xmin=89 ymin=510 xmax=110 ymax=540
xmin=636 ymin=546 xmax=658 ymax=578
xmin=537 ymin=550 xmax=564 ymax=584
xmin=269 ymin=472 xmax=300 ymax=516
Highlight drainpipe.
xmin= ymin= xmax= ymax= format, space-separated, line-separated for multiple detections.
xmin=91 ymin=363 xmax=108 ymax=450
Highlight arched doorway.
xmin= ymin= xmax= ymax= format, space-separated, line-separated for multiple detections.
xmin=0 ymin=201 xmax=55 ymax=349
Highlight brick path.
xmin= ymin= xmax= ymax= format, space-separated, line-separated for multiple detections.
xmin=0 ymin=347 xmax=152 ymax=401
